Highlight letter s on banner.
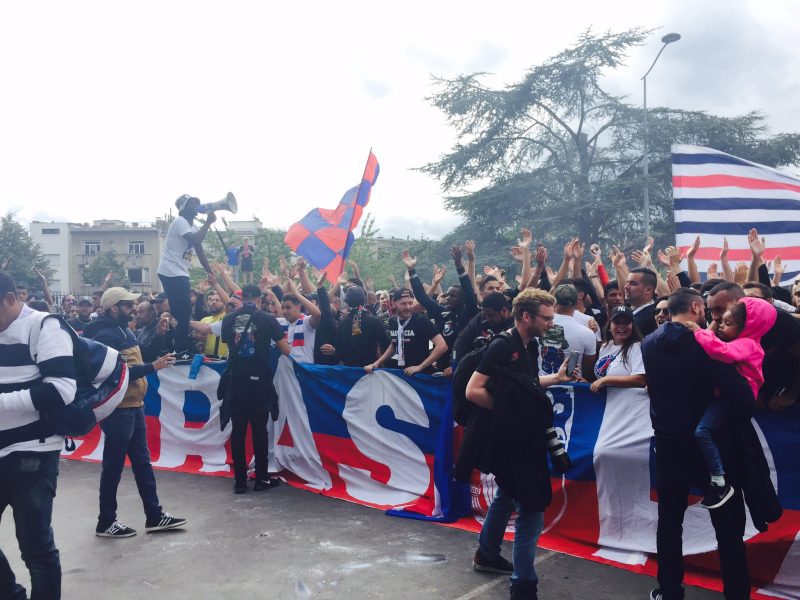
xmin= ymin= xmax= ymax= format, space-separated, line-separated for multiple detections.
xmin=341 ymin=371 xmax=430 ymax=506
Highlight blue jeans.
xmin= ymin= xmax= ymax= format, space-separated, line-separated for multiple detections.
xmin=158 ymin=274 xmax=192 ymax=355
xmin=0 ymin=450 xmax=61 ymax=600
xmin=478 ymin=485 xmax=545 ymax=583
xmin=695 ymin=400 xmax=728 ymax=477
xmin=99 ymin=407 xmax=162 ymax=526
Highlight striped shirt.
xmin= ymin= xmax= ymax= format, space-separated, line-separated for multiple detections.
xmin=0 ymin=305 xmax=76 ymax=456
xmin=277 ymin=315 xmax=316 ymax=364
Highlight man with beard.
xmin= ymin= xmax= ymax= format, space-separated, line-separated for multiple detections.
xmin=453 ymin=292 xmax=513 ymax=364
xmin=134 ymin=300 xmax=174 ymax=362
xmin=67 ymin=296 xmax=95 ymax=335
xmin=84 ymin=288 xmax=186 ymax=537
xmin=365 ymin=288 xmax=447 ymax=375
xmin=198 ymin=292 xmax=228 ymax=359
xmin=403 ymin=246 xmax=479 ymax=375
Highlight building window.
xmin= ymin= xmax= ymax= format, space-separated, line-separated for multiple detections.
xmin=45 ymin=254 xmax=60 ymax=267
xmin=42 ymin=228 xmax=60 ymax=235
xmin=127 ymin=268 xmax=149 ymax=284
xmin=129 ymin=241 xmax=145 ymax=255
xmin=84 ymin=241 xmax=101 ymax=255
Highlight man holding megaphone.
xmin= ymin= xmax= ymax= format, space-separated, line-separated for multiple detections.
xmin=157 ymin=194 xmax=226 ymax=359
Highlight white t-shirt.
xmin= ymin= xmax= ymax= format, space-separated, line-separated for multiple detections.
xmin=157 ymin=216 xmax=198 ymax=278
xmin=277 ymin=316 xmax=316 ymax=364
xmin=539 ymin=313 xmax=597 ymax=376
xmin=594 ymin=341 xmax=645 ymax=379
xmin=572 ymin=309 xmax=602 ymax=342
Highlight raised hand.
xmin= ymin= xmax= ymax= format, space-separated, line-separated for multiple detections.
xmin=483 ymin=265 xmax=502 ymax=279
xmin=432 ymin=264 xmax=447 ymax=285
xmin=510 ymin=246 xmax=524 ymax=263
xmin=535 ymin=244 xmax=548 ymax=267
xmin=279 ymin=255 xmax=289 ymax=277
xmin=295 ymin=256 xmax=307 ymax=270
xmin=585 ymin=260 xmax=598 ymax=278
xmin=103 ymin=271 xmax=114 ymax=284
xmin=644 ymin=236 xmax=655 ymax=255
xmin=518 ymin=228 xmax=533 ymax=249
xmin=666 ymin=271 xmax=681 ymax=293
xmin=33 ymin=268 xmax=47 ymax=283
xmin=734 ymin=262 xmax=749 ymax=285
xmin=665 ymin=246 xmax=682 ymax=270
xmin=611 ymin=245 xmax=627 ymax=268
xmin=707 ymin=263 xmax=719 ymax=278
xmin=657 ymin=249 xmax=671 ymax=268
xmin=401 ymin=249 xmax=417 ymax=270
xmin=571 ymin=240 xmax=586 ymax=261
xmin=720 ymin=237 xmax=729 ymax=261
xmin=465 ymin=239 xmax=476 ymax=261
xmin=748 ymin=228 xmax=766 ymax=257
xmin=687 ymin=235 xmax=701 ymax=259
xmin=773 ymin=255 xmax=785 ymax=284
xmin=589 ymin=243 xmax=601 ymax=259
xmin=315 ymin=270 xmax=328 ymax=289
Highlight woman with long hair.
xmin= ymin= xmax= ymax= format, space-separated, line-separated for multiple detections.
xmin=590 ymin=306 xmax=646 ymax=394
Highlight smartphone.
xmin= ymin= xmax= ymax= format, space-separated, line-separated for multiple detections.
xmin=567 ymin=351 xmax=581 ymax=375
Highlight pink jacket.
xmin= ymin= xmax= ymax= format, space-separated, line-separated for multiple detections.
xmin=693 ymin=297 xmax=777 ymax=400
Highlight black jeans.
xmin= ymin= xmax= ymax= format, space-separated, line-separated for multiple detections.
xmin=98 ymin=407 xmax=162 ymax=527
xmin=158 ymin=274 xmax=192 ymax=355
xmin=654 ymin=435 xmax=750 ymax=600
xmin=0 ymin=451 xmax=61 ymax=600
xmin=231 ymin=409 xmax=268 ymax=484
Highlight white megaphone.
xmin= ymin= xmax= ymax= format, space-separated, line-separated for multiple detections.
xmin=198 ymin=192 xmax=237 ymax=215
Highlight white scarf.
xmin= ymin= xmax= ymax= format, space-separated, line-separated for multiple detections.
xmin=393 ymin=317 xmax=410 ymax=367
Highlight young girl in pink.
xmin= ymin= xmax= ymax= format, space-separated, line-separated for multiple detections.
xmin=689 ymin=296 xmax=776 ymax=509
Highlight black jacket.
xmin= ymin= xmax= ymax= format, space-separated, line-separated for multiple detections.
xmin=452 ymin=311 xmax=512 ymax=364
xmin=313 ymin=285 xmax=337 ymax=365
xmin=83 ymin=317 xmax=153 ymax=381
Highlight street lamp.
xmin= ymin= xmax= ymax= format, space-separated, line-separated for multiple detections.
xmin=642 ymin=32 xmax=681 ymax=239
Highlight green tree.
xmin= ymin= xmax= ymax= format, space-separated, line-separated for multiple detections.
xmin=0 ymin=212 xmax=53 ymax=291
xmin=82 ymin=250 xmax=129 ymax=288
xmin=421 ymin=28 xmax=800 ymax=256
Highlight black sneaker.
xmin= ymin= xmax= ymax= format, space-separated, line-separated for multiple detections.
xmin=472 ymin=549 xmax=513 ymax=574
xmin=145 ymin=512 xmax=187 ymax=532
xmin=96 ymin=520 xmax=137 ymax=538
xmin=701 ymin=482 xmax=734 ymax=509
xmin=254 ymin=478 xmax=281 ymax=491
xmin=649 ymin=590 xmax=663 ymax=600
xmin=234 ymin=481 xmax=248 ymax=494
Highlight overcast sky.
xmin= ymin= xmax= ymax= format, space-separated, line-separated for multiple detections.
xmin=1 ymin=0 xmax=798 ymax=240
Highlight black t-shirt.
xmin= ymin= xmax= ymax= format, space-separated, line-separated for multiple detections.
xmin=335 ymin=310 xmax=390 ymax=367
xmin=386 ymin=314 xmax=438 ymax=369
xmin=221 ymin=305 xmax=284 ymax=371
xmin=760 ymin=308 xmax=800 ymax=395
xmin=476 ymin=327 xmax=540 ymax=383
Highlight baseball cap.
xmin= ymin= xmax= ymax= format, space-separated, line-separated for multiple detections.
xmin=231 ymin=290 xmax=242 ymax=299
xmin=175 ymin=194 xmax=200 ymax=212
xmin=609 ymin=306 xmax=634 ymax=322
xmin=100 ymin=287 xmax=141 ymax=310
xmin=77 ymin=296 xmax=93 ymax=306
xmin=241 ymin=285 xmax=261 ymax=300
xmin=392 ymin=288 xmax=414 ymax=302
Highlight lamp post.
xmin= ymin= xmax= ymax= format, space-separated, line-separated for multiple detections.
xmin=642 ymin=32 xmax=681 ymax=239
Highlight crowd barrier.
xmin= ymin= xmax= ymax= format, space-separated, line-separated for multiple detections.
xmin=62 ymin=358 xmax=800 ymax=599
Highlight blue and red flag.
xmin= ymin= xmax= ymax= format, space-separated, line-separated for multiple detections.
xmin=285 ymin=152 xmax=380 ymax=278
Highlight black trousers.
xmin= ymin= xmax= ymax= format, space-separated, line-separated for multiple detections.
xmin=654 ymin=435 xmax=750 ymax=600
xmin=229 ymin=377 xmax=272 ymax=484
xmin=158 ymin=274 xmax=192 ymax=354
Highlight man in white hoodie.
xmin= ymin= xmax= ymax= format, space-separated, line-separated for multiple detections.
xmin=0 ymin=270 xmax=76 ymax=600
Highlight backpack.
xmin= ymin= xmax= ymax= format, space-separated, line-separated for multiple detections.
xmin=32 ymin=314 xmax=130 ymax=438
xmin=451 ymin=331 xmax=511 ymax=426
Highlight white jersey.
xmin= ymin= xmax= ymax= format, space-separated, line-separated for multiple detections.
xmin=276 ymin=316 xmax=316 ymax=364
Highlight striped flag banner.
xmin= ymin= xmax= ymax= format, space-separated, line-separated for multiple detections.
xmin=672 ymin=144 xmax=800 ymax=284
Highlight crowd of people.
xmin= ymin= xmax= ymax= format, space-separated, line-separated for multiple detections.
xmin=1 ymin=195 xmax=799 ymax=599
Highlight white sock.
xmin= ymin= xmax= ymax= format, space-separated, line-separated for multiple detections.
xmin=711 ymin=475 xmax=725 ymax=486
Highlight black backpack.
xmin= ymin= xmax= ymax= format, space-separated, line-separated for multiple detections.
xmin=451 ymin=331 xmax=511 ymax=426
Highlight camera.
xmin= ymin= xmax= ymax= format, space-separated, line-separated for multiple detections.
xmin=544 ymin=427 xmax=573 ymax=473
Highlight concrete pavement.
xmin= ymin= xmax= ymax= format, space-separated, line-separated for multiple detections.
xmin=0 ymin=460 xmax=724 ymax=599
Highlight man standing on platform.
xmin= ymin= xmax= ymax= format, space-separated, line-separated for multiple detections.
xmin=157 ymin=195 xmax=215 ymax=359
